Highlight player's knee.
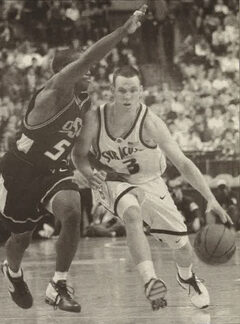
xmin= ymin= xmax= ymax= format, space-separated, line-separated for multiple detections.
xmin=62 ymin=204 xmax=81 ymax=226
xmin=123 ymin=206 xmax=142 ymax=227
xmin=11 ymin=232 xmax=32 ymax=250
xmin=53 ymin=191 xmax=81 ymax=226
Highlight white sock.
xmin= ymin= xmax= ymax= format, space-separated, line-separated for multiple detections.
xmin=136 ymin=260 xmax=157 ymax=285
xmin=177 ymin=264 xmax=193 ymax=280
xmin=6 ymin=261 xmax=22 ymax=278
xmin=52 ymin=271 xmax=68 ymax=283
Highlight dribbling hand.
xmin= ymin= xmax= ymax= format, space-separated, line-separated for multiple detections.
xmin=124 ymin=4 xmax=148 ymax=34
xmin=206 ymin=198 xmax=233 ymax=225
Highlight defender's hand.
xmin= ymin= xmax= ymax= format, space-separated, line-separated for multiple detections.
xmin=206 ymin=198 xmax=233 ymax=225
xmin=124 ymin=4 xmax=148 ymax=34
xmin=88 ymin=170 xmax=106 ymax=190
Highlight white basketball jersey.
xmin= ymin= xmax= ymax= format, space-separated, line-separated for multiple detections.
xmin=95 ymin=104 xmax=166 ymax=184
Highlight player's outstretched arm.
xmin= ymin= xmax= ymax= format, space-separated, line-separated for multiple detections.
xmin=49 ymin=4 xmax=147 ymax=89
xmin=144 ymin=111 xmax=233 ymax=225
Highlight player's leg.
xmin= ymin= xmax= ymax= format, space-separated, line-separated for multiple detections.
xmin=173 ymin=239 xmax=210 ymax=309
xmin=144 ymin=187 xmax=210 ymax=309
xmin=1 ymin=230 xmax=34 ymax=309
xmin=117 ymin=192 xmax=167 ymax=310
xmin=45 ymin=189 xmax=81 ymax=312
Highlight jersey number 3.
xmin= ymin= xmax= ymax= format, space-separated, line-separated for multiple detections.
xmin=44 ymin=139 xmax=71 ymax=161
xmin=123 ymin=158 xmax=140 ymax=175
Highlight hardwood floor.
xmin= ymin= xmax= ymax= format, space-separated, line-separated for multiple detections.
xmin=0 ymin=233 xmax=239 ymax=324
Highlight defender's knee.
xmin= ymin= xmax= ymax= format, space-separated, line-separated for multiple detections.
xmin=53 ymin=191 xmax=81 ymax=227
xmin=61 ymin=204 xmax=81 ymax=227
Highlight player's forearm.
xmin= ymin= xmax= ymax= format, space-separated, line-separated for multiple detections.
xmin=72 ymin=155 xmax=93 ymax=181
xmin=82 ymin=26 xmax=128 ymax=67
xmin=66 ymin=26 xmax=128 ymax=82
xmin=179 ymin=158 xmax=216 ymax=202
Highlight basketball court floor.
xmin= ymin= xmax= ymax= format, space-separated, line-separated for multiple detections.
xmin=0 ymin=233 xmax=239 ymax=324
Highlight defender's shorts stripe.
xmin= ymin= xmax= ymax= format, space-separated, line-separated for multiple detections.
xmin=41 ymin=176 xmax=76 ymax=204
xmin=0 ymin=210 xmax=45 ymax=224
xmin=114 ymin=186 xmax=136 ymax=216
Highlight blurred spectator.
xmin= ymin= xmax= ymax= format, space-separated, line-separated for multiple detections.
xmin=207 ymin=106 xmax=224 ymax=137
xmin=174 ymin=111 xmax=193 ymax=137
xmin=85 ymin=204 xmax=126 ymax=238
xmin=168 ymin=178 xmax=203 ymax=233
xmin=209 ymin=179 xmax=240 ymax=230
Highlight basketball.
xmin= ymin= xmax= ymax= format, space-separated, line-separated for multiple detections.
xmin=194 ymin=224 xmax=236 ymax=265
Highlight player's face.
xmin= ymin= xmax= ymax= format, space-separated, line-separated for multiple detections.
xmin=113 ymin=76 xmax=142 ymax=111
xmin=75 ymin=71 xmax=92 ymax=94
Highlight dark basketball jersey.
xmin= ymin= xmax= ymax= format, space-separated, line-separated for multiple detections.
xmin=13 ymin=89 xmax=90 ymax=170
xmin=0 ymin=88 xmax=90 ymax=233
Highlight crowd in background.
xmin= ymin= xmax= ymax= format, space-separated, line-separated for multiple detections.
xmin=0 ymin=0 xmax=239 ymax=159
xmin=0 ymin=0 xmax=239 ymax=240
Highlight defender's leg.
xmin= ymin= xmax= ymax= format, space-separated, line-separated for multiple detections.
xmin=2 ymin=231 xmax=33 ymax=309
xmin=45 ymin=190 xmax=81 ymax=312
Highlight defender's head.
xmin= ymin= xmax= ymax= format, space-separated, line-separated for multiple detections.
xmin=52 ymin=48 xmax=79 ymax=74
xmin=112 ymin=65 xmax=143 ymax=110
xmin=52 ymin=48 xmax=91 ymax=93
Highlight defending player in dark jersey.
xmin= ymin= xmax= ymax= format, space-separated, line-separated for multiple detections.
xmin=0 ymin=5 xmax=147 ymax=312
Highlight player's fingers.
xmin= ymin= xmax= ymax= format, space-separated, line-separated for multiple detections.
xmin=95 ymin=173 xmax=106 ymax=182
xmin=218 ymin=209 xmax=233 ymax=225
xmin=226 ymin=213 xmax=234 ymax=225
xmin=138 ymin=4 xmax=148 ymax=14
xmin=99 ymin=170 xmax=107 ymax=179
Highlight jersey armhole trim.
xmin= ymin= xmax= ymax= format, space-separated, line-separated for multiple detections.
xmin=139 ymin=107 xmax=157 ymax=149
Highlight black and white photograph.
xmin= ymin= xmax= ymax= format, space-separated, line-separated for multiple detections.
xmin=0 ymin=0 xmax=239 ymax=323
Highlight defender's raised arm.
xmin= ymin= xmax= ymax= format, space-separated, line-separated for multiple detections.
xmin=48 ymin=5 xmax=148 ymax=90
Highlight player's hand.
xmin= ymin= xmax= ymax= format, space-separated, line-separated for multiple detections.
xmin=88 ymin=170 xmax=107 ymax=190
xmin=206 ymin=198 xmax=233 ymax=225
xmin=123 ymin=4 xmax=148 ymax=34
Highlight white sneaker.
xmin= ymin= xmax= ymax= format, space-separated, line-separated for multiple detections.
xmin=145 ymin=278 xmax=167 ymax=311
xmin=177 ymin=272 xmax=210 ymax=309
xmin=45 ymin=280 xmax=81 ymax=312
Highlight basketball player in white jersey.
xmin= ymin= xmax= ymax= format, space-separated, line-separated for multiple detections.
xmin=72 ymin=66 xmax=232 ymax=311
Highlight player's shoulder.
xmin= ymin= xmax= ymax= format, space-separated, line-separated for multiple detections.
xmin=142 ymin=105 xmax=165 ymax=131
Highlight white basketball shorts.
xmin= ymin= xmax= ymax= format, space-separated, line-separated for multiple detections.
xmin=92 ymin=176 xmax=189 ymax=249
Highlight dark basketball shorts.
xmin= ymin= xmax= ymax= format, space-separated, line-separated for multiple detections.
xmin=0 ymin=153 xmax=80 ymax=234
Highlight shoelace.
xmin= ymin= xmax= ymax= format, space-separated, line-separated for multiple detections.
xmin=187 ymin=274 xmax=204 ymax=295
xmin=52 ymin=281 xmax=75 ymax=309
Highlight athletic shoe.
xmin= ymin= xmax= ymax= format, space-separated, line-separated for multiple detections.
xmin=145 ymin=278 xmax=167 ymax=311
xmin=1 ymin=260 xmax=33 ymax=309
xmin=177 ymin=272 xmax=210 ymax=309
xmin=45 ymin=280 xmax=81 ymax=312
